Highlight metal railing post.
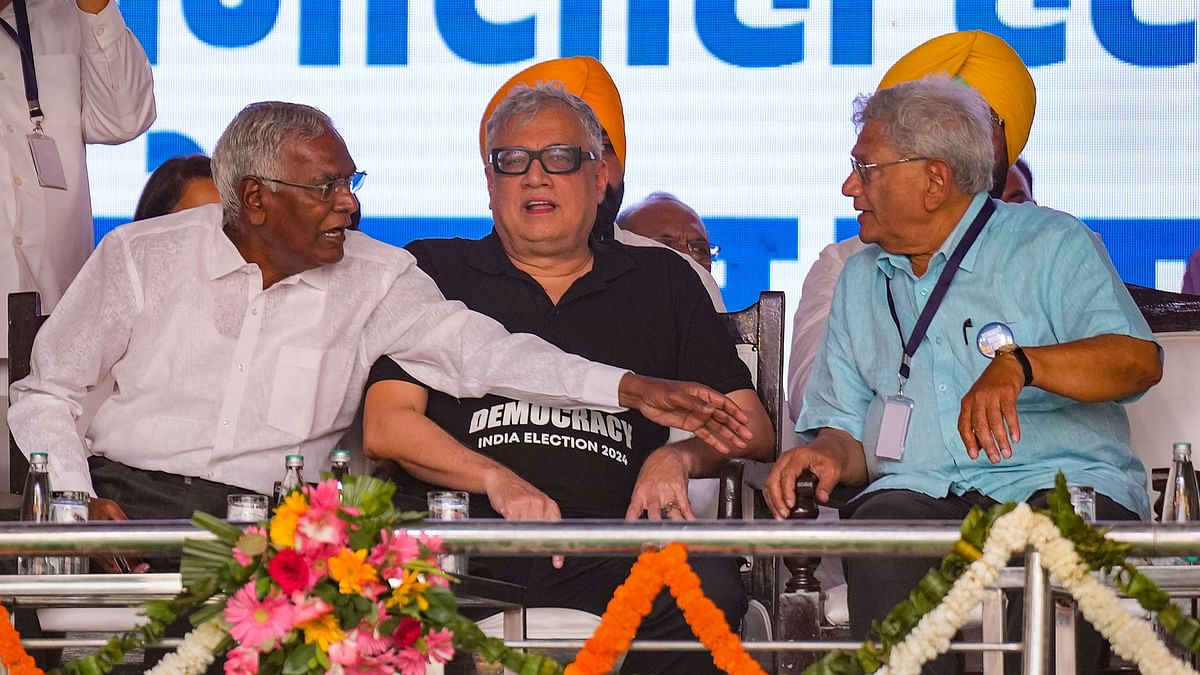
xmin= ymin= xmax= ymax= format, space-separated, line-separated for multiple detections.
xmin=1022 ymin=549 xmax=1050 ymax=675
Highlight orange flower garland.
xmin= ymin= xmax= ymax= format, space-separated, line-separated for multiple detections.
xmin=565 ymin=543 xmax=765 ymax=675
xmin=0 ymin=604 xmax=43 ymax=675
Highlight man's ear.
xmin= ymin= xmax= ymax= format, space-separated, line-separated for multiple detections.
xmin=594 ymin=158 xmax=609 ymax=205
xmin=485 ymin=166 xmax=497 ymax=211
xmin=241 ymin=176 xmax=268 ymax=224
xmin=923 ymin=159 xmax=953 ymax=211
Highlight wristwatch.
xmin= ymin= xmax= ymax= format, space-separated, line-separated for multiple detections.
xmin=995 ymin=344 xmax=1034 ymax=387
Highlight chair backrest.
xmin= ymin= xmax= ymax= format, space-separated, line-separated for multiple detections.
xmin=1123 ymin=284 xmax=1200 ymax=510
xmin=718 ymin=290 xmax=785 ymax=460
xmin=8 ymin=291 xmax=48 ymax=492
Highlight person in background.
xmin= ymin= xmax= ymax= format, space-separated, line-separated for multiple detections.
xmin=480 ymin=56 xmax=725 ymax=310
xmin=364 ymin=83 xmax=773 ymax=675
xmin=1184 ymin=248 xmax=1200 ymax=295
xmin=0 ymin=0 xmax=155 ymax=485
xmin=133 ymin=154 xmax=219 ymax=220
xmin=768 ymin=76 xmax=1160 ymax=675
xmin=8 ymin=101 xmax=753 ymax=530
xmin=1003 ymin=156 xmax=1035 ymax=205
xmin=617 ymin=191 xmax=717 ymax=272
xmin=787 ymin=30 xmax=1037 ymax=421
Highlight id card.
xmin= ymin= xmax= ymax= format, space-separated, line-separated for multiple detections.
xmin=27 ymin=133 xmax=67 ymax=190
xmin=875 ymin=394 xmax=913 ymax=460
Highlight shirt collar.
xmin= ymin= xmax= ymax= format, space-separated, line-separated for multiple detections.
xmin=202 ymin=207 xmax=329 ymax=291
xmin=875 ymin=191 xmax=990 ymax=278
xmin=468 ymin=230 xmax=636 ymax=290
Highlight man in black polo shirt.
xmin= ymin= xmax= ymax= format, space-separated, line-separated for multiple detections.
xmin=362 ymin=82 xmax=774 ymax=674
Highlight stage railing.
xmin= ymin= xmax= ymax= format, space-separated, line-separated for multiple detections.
xmin=0 ymin=519 xmax=1197 ymax=674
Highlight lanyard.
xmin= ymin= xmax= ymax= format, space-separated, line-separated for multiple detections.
xmin=0 ymin=0 xmax=43 ymax=131
xmin=885 ymin=197 xmax=996 ymax=394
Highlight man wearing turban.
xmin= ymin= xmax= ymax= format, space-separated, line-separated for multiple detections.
xmin=789 ymin=31 xmax=1037 ymax=421
xmin=480 ymin=56 xmax=725 ymax=310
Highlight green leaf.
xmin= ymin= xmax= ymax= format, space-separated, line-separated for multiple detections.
xmin=283 ymin=643 xmax=318 ymax=674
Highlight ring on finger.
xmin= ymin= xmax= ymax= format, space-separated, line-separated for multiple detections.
xmin=660 ymin=501 xmax=682 ymax=518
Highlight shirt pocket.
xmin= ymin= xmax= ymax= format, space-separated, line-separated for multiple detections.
xmin=267 ymin=346 xmax=353 ymax=439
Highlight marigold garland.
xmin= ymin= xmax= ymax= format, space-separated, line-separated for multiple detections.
xmin=0 ymin=604 xmax=43 ymax=675
xmin=565 ymin=543 xmax=765 ymax=675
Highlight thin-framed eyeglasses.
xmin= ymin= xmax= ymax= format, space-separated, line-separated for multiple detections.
xmin=489 ymin=146 xmax=597 ymax=176
xmin=850 ymin=157 xmax=931 ymax=183
xmin=653 ymin=236 xmax=719 ymax=263
xmin=256 ymin=171 xmax=367 ymax=201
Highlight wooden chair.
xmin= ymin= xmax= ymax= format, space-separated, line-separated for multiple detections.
xmin=8 ymin=291 xmax=47 ymax=493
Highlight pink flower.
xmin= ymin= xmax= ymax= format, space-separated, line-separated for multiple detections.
xmin=424 ymin=627 xmax=455 ymax=664
xmin=305 ymin=480 xmax=341 ymax=511
xmin=328 ymin=633 xmax=361 ymax=667
xmin=417 ymin=533 xmax=444 ymax=556
xmin=233 ymin=548 xmax=253 ymax=567
xmin=224 ymin=645 xmax=259 ymax=675
xmin=353 ymin=623 xmax=394 ymax=656
xmin=369 ymin=529 xmax=420 ymax=573
xmin=395 ymin=647 xmax=428 ymax=675
xmin=289 ymin=592 xmax=332 ymax=625
xmin=224 ymin=583 xmax=294 ymax=649
xmin=267 ymin=549 xmax=310 ymax=594
xmin=233 ymin=526 xmax=267 ymax=567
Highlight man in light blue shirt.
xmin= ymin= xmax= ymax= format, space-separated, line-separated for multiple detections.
xmin=765 ymin=76 xmax=1161 ymax=674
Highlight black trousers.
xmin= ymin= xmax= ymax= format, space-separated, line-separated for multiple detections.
xmin=88 ymin=457 xmax=263 ymax=674
xmin=472 ymin=554 xmax=748 ymax=675
xmin=843 ymin=488 xmax=1138 ymax=675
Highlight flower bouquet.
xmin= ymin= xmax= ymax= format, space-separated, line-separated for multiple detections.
xmin=55 ymin=475 xmax=562 ymax=675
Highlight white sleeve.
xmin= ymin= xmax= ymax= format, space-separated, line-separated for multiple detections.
xmin=8 ymin=231 xmax=139 ymax=494
xmin=76 ymin=1 xmax=156 ymax=144
xmin=786 ymin=238 xmax=863 ymax=422
xmin=370 ymin=258 xmax=628 ymax=411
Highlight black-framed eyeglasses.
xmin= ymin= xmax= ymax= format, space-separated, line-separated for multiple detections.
xmin=256 ymin=171 xmax=366 ymax=201
xmin=653 ymin=236 xmax=719 ymax=263
xmin=489 ymin=146 xmax=597 ymax=175
xmin=850 ymin=157 xmax=931 ymax=183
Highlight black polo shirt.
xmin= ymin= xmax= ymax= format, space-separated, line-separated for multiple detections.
xmin=367 ymin=232 xmax=751 ymax=519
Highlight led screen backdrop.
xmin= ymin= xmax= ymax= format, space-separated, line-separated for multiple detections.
xmin=90 ymin=1 xmax=1198 ymax=320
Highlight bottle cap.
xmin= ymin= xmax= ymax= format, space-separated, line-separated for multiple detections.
xmin=29 ymin=452 xmax=47 ymax=460
xmin=285 ymin=454 xmax=304 ymax=467
xmin=330 ymin=449 xmax=351 ymax=461
xmin=1173 ymin=442 xmax=1192 ymax=460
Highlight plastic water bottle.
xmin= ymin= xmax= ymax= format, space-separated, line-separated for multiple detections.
xmin=329 ymin=448 xmax=350 ymax=501
xmin=18 ymin=452 xmax=53 ymax=574
xmin=1166 ymin=442 xmax=1200 ymax=523
xmin=273 ymin=454 xmax=305 ymax=507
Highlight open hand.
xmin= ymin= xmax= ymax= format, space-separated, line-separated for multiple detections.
xmin=618 ymin=374 xmax=751 ymax=454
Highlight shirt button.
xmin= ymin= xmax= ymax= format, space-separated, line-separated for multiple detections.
xmin=95 ymin=26 xmax=106 ymax=37
xmin=921 ymin=289 xmax=929 ymax=296
xmin=222 ymin=420 xmax=230 ymax=426
xmin=251 ymin=308 xmax=258 ymax=316
xmin=5 ymin=125 xmax=12 ymax=133
xmin=13 ymin=176 xmax=21 ymax=186
xmin=935 ymin=337 xmax=942 ymax=345
xmin=238 ymin=363 xmax=245 ymax=372
xmin=13 ymin=235 xmax=21 ymax=246
xmin=938 ymin=384 xmax=947 ymax=392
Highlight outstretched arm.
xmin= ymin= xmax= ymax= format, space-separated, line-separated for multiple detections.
xmin=617 ymin=374 xmax=753 ymax=455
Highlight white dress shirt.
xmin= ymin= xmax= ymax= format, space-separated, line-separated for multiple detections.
xmin=0 ymin=0 xmax=156 ymax=358
xmin=8 ymin=205 xmax=627 ymax=496
xmin=786 ymin=237 xmax=867 ymax=423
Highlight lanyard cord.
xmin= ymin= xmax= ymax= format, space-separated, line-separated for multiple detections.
xmin=885 ymin=198 xmax=997 ymax=393
xmin=0 ymin=0 xmax=43 ymax=130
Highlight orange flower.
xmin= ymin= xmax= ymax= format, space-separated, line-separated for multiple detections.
xmin=0 ymin=606 xmax=43 ymax=675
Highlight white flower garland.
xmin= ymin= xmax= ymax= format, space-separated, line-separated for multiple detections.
xmin=144 ymin=617 xmax=227 ymax=675
xmin=877 ymin=504 xmax=1198 ymax=675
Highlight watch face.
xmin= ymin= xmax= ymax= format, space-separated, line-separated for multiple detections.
xmin=976 ymin=321 xmax=1015 ymax=359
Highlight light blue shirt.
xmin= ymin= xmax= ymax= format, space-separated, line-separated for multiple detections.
xmin=798 ymin=192 xmax=1155 ymax=520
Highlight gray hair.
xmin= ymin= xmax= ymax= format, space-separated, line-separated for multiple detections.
xmin=483 ymin=82 xmax=604 ymax=159
xmin=211 ymin=101 xmax=336 ymax=217
xmin=853 ymin=75 xmax=994 ymax=194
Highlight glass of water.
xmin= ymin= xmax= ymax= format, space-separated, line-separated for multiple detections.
xmin=227 ymin=494 xmax=269 ymax=523
xmin=1068 ymin=485 xmax=1096 ymax=523
xmin=427 ymin=491 xmax=468 ymax=574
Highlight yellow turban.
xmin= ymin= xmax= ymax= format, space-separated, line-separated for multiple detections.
xmin=878 ymin=31 xmax=1036 ymax=166
xmin=479 ymin=56 xmax=626 ymax=168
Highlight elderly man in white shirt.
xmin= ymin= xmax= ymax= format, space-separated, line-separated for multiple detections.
xmin=8 ymin=101 xmax=753 ymax=526
xmin=0 ymin=0 xmax=155 ymax=481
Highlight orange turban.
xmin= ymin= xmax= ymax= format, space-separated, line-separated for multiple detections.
xmin=878 ymin=31 xmax=1036 ymax=166
xmin=479 ymin=56 xmax=626 ymax=168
